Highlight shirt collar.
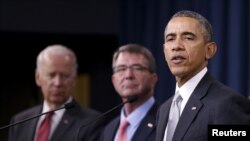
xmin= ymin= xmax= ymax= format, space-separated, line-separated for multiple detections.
xmin=42 ymin=97 xmax=73 ymax=114
xmin=175 ymin=67 xmax=207 ymax=114
xmin=120 ymin=96 xmax=155 ymax=128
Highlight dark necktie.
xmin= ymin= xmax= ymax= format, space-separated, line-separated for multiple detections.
xmin=36 ymin=112 xmax=54 ymax=141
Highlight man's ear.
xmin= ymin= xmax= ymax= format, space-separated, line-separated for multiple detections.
xmin=205 ymin=42 xmax=217 ymax=60
xmin=35 ymin=69 xmax=41 ymax=86
xmin=111 ymin=74 xmax=115 ymax=86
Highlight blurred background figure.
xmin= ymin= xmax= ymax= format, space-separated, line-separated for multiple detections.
xmin=8 ymin=44 xmax=104 ymax=141
xmin=101 ymin=44 xmax=159 ymax=141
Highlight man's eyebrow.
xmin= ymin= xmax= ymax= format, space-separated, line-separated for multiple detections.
xmin=165 ymin=33 xmax=176 ymax=38
xmin=165 ymin=31 xmax=196 ymax=39
xmin=182 ymin=31 xmax=196 ymax=37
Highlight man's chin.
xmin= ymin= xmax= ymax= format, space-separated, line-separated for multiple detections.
xmin=50 ymin=99 xmax=66 ymax=106
xmin=122 ymin=92 xmax=138 ymax=98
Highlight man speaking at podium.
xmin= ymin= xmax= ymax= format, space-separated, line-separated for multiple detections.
xmin=8 ymin=44 xmax=103 ymax=141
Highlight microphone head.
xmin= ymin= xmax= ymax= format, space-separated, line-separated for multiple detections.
xmin=127 ymin=95 xmax=138 ymax=103
xmin=64 ymin=102 xmax=75 ymax=109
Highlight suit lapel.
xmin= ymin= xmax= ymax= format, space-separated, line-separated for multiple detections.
xmin=156 ymin=98 xmax=172 ymax=141
xmin=105 ymin=118 xmax=120 ymax=141
xmin=173 ymin=73 xmax=213 ymax=141
xmin=51 ymin=103 xmax=76 ymax=141
xmin=132 ymin=104 xmax=158 ymax=141
xmin=173 ymin=96 xmax=203 ymax=140
xmin=27 ymin=106 xmax=42 ymax=140
xmin=50 ymin=110 xmax=75 ymax=141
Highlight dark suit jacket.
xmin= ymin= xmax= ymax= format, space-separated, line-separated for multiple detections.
xmin=100 ymin=103 xmax=158 ymax=141
xmin=8 ymin=100 xmax=104 ymax=141
xmin=156 ymin=72 xmax=250 ymax=141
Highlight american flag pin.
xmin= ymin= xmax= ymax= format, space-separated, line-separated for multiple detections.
xmin=147 ymin=123 xmax=153 ymax=128
xmin=64 ymin=119 xmax=69 ymax=124
xmin=192 ymin=107 xmax=196 ymax=110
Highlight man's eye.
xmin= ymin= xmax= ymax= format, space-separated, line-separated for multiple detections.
xmin=48 ymin=73 xmax=56 ymax=78
xmin=166 ymin=37 xmax=174 ymax=42
xmin=184 ymin=36 xmax=194 ymax=40
xmin=62 ymin=74 xmax=70 ymax=79
xmin=132 ymin=66 xmax=143 ymax=71
xmin=116 ymin=67 xmax=126 ymax=72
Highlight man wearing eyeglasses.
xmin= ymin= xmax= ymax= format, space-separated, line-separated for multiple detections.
xmin=100 ymin=44 xmax=159 ymax=141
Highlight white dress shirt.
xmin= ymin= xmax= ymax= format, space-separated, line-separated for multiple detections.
xmin=163 ymin=67 xmax=207 ymax=141
xmin=115 ymin=96 xmax=155 ymax=141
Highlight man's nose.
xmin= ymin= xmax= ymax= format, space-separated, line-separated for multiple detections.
xmin=53 ymin=75 xmax=63 ymax=85
xmin=124 ymin=67 xmax=135 ymax=78
xmin=172 ymin=38 xmax=184 ymax=51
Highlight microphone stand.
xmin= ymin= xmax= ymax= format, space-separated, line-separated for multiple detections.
xmin=0 ymin=103 xmax=74 ymax=130
xmin=75 ymin=95 xmax=138 ymax=141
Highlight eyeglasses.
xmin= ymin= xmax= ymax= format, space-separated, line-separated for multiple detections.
xmin=113 ymin=64 xmax=151 ymax=74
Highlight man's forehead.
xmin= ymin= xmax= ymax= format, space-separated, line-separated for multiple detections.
xmin=116 ymin=52 xmax=147 ymax=64
xmin=165 ymin=17 xmax=201 ymax=35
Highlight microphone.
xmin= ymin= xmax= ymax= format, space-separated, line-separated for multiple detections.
xmin=0 ymin=102 xmax=75 ymax=130
xmin=126 ymin=95 xmax=138 ymax=103
xmin=75 ymin=95 xmax=138 ymax=141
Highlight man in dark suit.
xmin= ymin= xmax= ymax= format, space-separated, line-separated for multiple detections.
xmin=100 ymin=44 xmax=159 ymax=141
xmin=8 ymin=44 xmax=103 ymax=141
xmin=156 ymin=10 xmax=250 ymax=141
